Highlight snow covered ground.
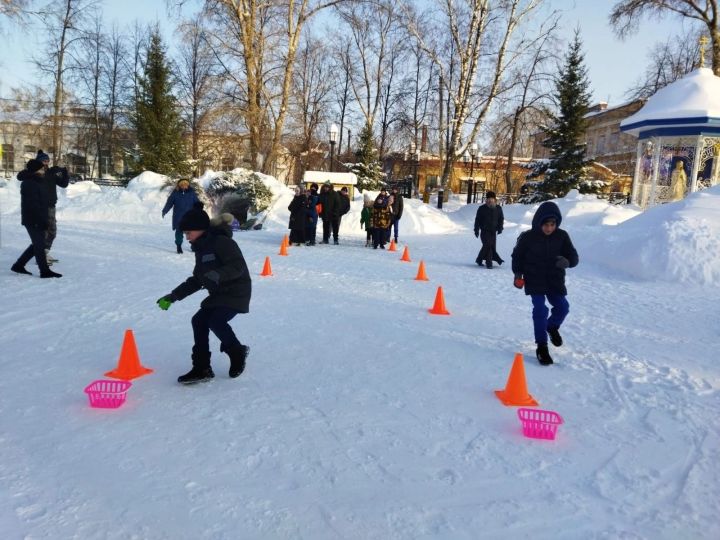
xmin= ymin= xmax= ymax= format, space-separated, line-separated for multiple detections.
xmin=0 ymin=173 xmax=718 ymax=539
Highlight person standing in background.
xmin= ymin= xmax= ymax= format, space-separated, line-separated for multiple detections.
xmin=36 ymin=150 xmax=69 ymax=266
xmin=162 ymin=179 xmax=200 ymax=253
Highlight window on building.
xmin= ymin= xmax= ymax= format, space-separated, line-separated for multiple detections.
xmin=24 ymin=144 xmax=37 ymax=156
xmin=426 ymin=175 xmax=438 ymax=189
xmin=2 ymin=144 xmax=15 ymax=172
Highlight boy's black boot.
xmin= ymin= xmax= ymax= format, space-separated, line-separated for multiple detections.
xmin=176 ymin=245 xmax=183 ymax=254
xmin=536 ymin=344 xmax=554 ymax=366
xmin=547 ymin=326 xmax=563 ymax=347
xmin=178 ymin=348 xmax=214 ymax=384
xmin=226 ymin=344 xmax=249 ymax=378
xmin=40 ymin=269 xmax=63 ymax=278
xmin=11 ymin=264 xmax=32 ymax=275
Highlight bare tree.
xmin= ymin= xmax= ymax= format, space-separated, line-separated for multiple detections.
xmin=406 ymin=0 xmax=544 ymax=185
xmin=176 ymin=18 xmax=220 ymax=176
xmin=190 ymin=0 xmax=350 ymax=175
xmin=104 ymin=23 xmax=126 ymax=174
xmin=331 ymin=39 xmax=354 ymax=157
xmin=35 ymin=0 xmax=97 ymax=165
xmin=610 ymin=0 xmax=720 ymax=75
xmin=627 ymin=25 xmax=702 ymax=98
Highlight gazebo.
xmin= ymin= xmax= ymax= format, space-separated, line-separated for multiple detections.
xmin=620 ymin=66 xmax=720 ymax=207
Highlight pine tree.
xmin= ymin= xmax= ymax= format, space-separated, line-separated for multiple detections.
xmin=133 ymin=30 xmax=188 ymax=176
xmin=533 ymin=31 xmax=592 ymax=199
xmin=350 ymin=122 xmax=384 ymax=192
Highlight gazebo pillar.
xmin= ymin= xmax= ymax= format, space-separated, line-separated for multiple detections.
xmin=631 ymin=141 xmax=643 ymax=204
xmin=689 ymin=135 xmax=704 ymax=193
xmin=648 ymin=137 xmax=662 ymax=207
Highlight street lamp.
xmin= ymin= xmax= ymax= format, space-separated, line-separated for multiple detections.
xmin=328 ymin=123 xmax=339 ymax=172
xmin=467 ymin=142 xmax=478 ymax=204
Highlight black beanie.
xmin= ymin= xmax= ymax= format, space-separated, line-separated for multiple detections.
xmin=26 ymin=159 xmax=44 ymax=173
xmin=179 ymin=208 xmax=210 ymax=231
xmin=485 ymin=191 xmax=496 ymax=200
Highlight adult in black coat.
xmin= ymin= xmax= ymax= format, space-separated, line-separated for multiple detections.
xmin=318 ymin=182 xmax=341 ymax=244
xmin=336 ymin=186 xmax=351 ymax=244
xmin=511 ymin=201 xmax=579 ymax=366
xmin=157 ymin=209 xmax=252 ymax=383
xmin=11 ymin=160 xmax=62 ymax=278
xmin=35 ymin=150 xmax=69 ymax=261
xmin=287 ymin=187 xmax=308 ymax=245
xmin=473 ymin=191 xmax=504 ymax=268
xmin=389 ymin=186 xmax=404 ymax=243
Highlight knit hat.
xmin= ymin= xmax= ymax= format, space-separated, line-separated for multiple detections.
xmin=26 ymin=159 xmax=44 ymax=173
xmin=485 ymin=191 xmax=496 ymax=200
xmin=179 ymin=208 xmax=210 ymax=231
xmin=36 ymin=150 xmax=50 ymax=163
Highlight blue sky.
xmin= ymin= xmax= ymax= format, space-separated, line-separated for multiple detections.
xmin=0 ymin=0 xmax=691 ymax=105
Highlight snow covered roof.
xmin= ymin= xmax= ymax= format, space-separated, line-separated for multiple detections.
xmin=620 ymin=68 xmax=720 ymax=138
xmin=302 ymin=171 xmax=357 ymax=185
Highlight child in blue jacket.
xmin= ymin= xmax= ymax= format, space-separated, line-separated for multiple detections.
xmin=162 ymin=179 xmax=200 ymax=253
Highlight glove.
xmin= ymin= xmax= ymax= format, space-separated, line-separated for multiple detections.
xmin=202 ymin=270 xmax=220 ymax=293
xmin=157 ymin=295 xmax=174 ymax=310
xmin=497 ymin=230 xmax=502 ymax=235
xmin=474 ymin=231 xmax=479 ymax=238
xmin=513 ymin=274 xmax=525 ymax=289
xmin=555 ymin=256 xmax=570 ymax=269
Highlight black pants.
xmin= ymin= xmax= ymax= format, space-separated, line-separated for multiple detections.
xmin=16 ymin=225 xmax=50 ymax=273
xmin=191 ymin=306 xmax=241 ymax=353
xmin=322 ymin=217 xmax=340 ymax=242
xmin=476 ymin=230 xmax=503 ymax=265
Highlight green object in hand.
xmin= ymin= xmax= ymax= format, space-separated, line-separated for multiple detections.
xmin=157 ymin=296 xmax=173 ymax=310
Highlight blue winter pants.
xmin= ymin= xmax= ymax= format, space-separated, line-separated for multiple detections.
xmin=391 ymin=217 xmax=400 ymax=241
xmin=531 ymin=294 xmax=569 ymax=344
xmin=191 ymin=306 xmax=241 ymax=353
xmin=174 ymin=229 xmax=183 ymax=247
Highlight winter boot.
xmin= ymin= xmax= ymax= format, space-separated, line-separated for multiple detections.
xmin=536 ymin=344 xmax=554 ymax=366
xmin=226 ymin=344 xmax=250 ymax=378
xmin=178 ymin=348 xmax=215 ymax=384
xmin=11 ymin=264 xmax=32 ymax=275
xmin=547 ymin=326 xmax=563 ymax=347
xmin=40 ymin=269 xmax=63 ymax=278
xmin=176 ymin=245 xmax=183 ymax=254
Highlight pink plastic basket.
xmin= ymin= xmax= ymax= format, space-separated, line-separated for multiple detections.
xmin=517 ymin=408 xmax=563 ymax=440
xmin=84 ymin=379 xmax=132 ymax=409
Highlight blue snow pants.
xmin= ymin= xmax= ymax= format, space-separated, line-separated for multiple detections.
xmin=531 ymin=294 xmax=569 ymax=345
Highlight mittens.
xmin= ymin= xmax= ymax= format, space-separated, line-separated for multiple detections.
xmin=157 ymin=295 xmax=174 ymax=310
xmin=513 ymin=274 xmax=525 ymax=289
xmin=555 ymin=256 xmax=569 ymax=269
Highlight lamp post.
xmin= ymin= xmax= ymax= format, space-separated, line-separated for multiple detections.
xmin=409 ymin=142 xmax=420 ymax=197
xmin=467 ymin=142 xmax=478 ymax=204
xmin=328 ymin=123 xmax=339 ymax=172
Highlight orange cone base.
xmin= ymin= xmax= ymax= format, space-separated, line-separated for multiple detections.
xmin=414 ymin=261 xmax=429 ymax=281
xmin=494 ymin=389 xmax=538 ymax=407
xmin=105 ymin=365 xmax=154 ymax=381
xmin=428 ymin=286 xmax=450 ymax=315
xmin=428 ymin=307 xmax=450 ymax=315
xmin=388 ymin=239 xmax=397 ymax=252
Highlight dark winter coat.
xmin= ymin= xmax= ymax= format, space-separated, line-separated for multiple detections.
xmin=339 ymin=193 xmax=351 ymax=216
xmin=19 ymin=170 xmax=50 ymax=229
xmin=306 ymin=192 xmax=319 ymax=226
xmin=474 ymin=203 xmax=504 ymax=235
xmin=390 ymin=193 xmax=404 ymax=220
xmin=162 ymin=187 xmax=200 ymax=230
xmin=170 ymin=224 xmax=252 ymax=313
xmin=511 ymin=201 xmax=579 ymax=296
xmin=288 ymin=194 xmax=308 ymax=233
xmin=43 ymin=166 xmax=69 ymax=207
xmin=372 ymin=195 xmax=392 ymax=229
xmin=319 ymin=187 xmax=340 ymax=219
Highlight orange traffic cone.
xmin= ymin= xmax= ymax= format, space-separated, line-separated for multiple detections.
xmin=282 ymin=234 xmax=289 ymax=248
xmin=260 ymin=256 xmax=273 ymax=276
xmin=494 ymin=353 xmax=538 ymax=407
xmin=428 ymin=286 xmax=450 ymax=315
xmin=105 ymin=329 xmax=154 ymax=381
xmin=388 ymin=239 xmax=397 ymax=252
xmin=400 ymin=246 xmax=411 ymax=262
xmin=279 ymin=239 xmax=288 ymax=256
xmin=414 ymin=260 xmax=429 ymax=281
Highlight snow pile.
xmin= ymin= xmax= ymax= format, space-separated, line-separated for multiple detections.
xmin=584 ymin=185 xmax=720 ymax=285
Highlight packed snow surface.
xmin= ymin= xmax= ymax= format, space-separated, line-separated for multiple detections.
xmin=0 ymin=174 xmax=718 ymax=539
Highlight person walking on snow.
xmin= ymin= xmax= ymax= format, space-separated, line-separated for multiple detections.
xmin=473 ymin=190 xmax=504 ymax=269
xmin=318 ymin=181 xmax=341 ymax=244
xmin=36 ymin=150 xmax=69 ymax=266
xmin=156 ymin=208 xmax=251 ymax=384
xmin=11 ymin=159 xmax=62 ymax=278
xmin=511 ymin=201 xmax=578 ymax=366
xmin=390 ymin=185 xmax=404 ymax=243
xmin=162 ymin=179 xmax=200 ymax=253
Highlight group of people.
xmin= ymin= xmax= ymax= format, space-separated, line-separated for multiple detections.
xmin=474 ymin=192 xmax=579 ymax=366
xmin=11 ymin=151 xmax=69 ymax=278
xmin=360 ymin=185 xmax=404 ymax=249
xmin=287 ymin=181 xmax=351 ymax=246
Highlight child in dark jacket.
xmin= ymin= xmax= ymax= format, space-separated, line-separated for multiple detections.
xmin=157 ymin=208 xmax=252 ymax=384
xmin=511 ymin=201 xmax=578 ymax=366
xmin=162 ymin=179 xmax=200 ymax=253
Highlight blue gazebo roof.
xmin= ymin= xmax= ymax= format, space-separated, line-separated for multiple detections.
xmin=620 ymin=68 xmax=720 ymax=139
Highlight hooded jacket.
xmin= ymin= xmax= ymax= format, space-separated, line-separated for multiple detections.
xmin=511 ymin=201 xmax=579 ymax=296
xmin=170 ymin=215 xmax=251 ymax=312
xmin=162 ymin=184 xmax=201 ymax=230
